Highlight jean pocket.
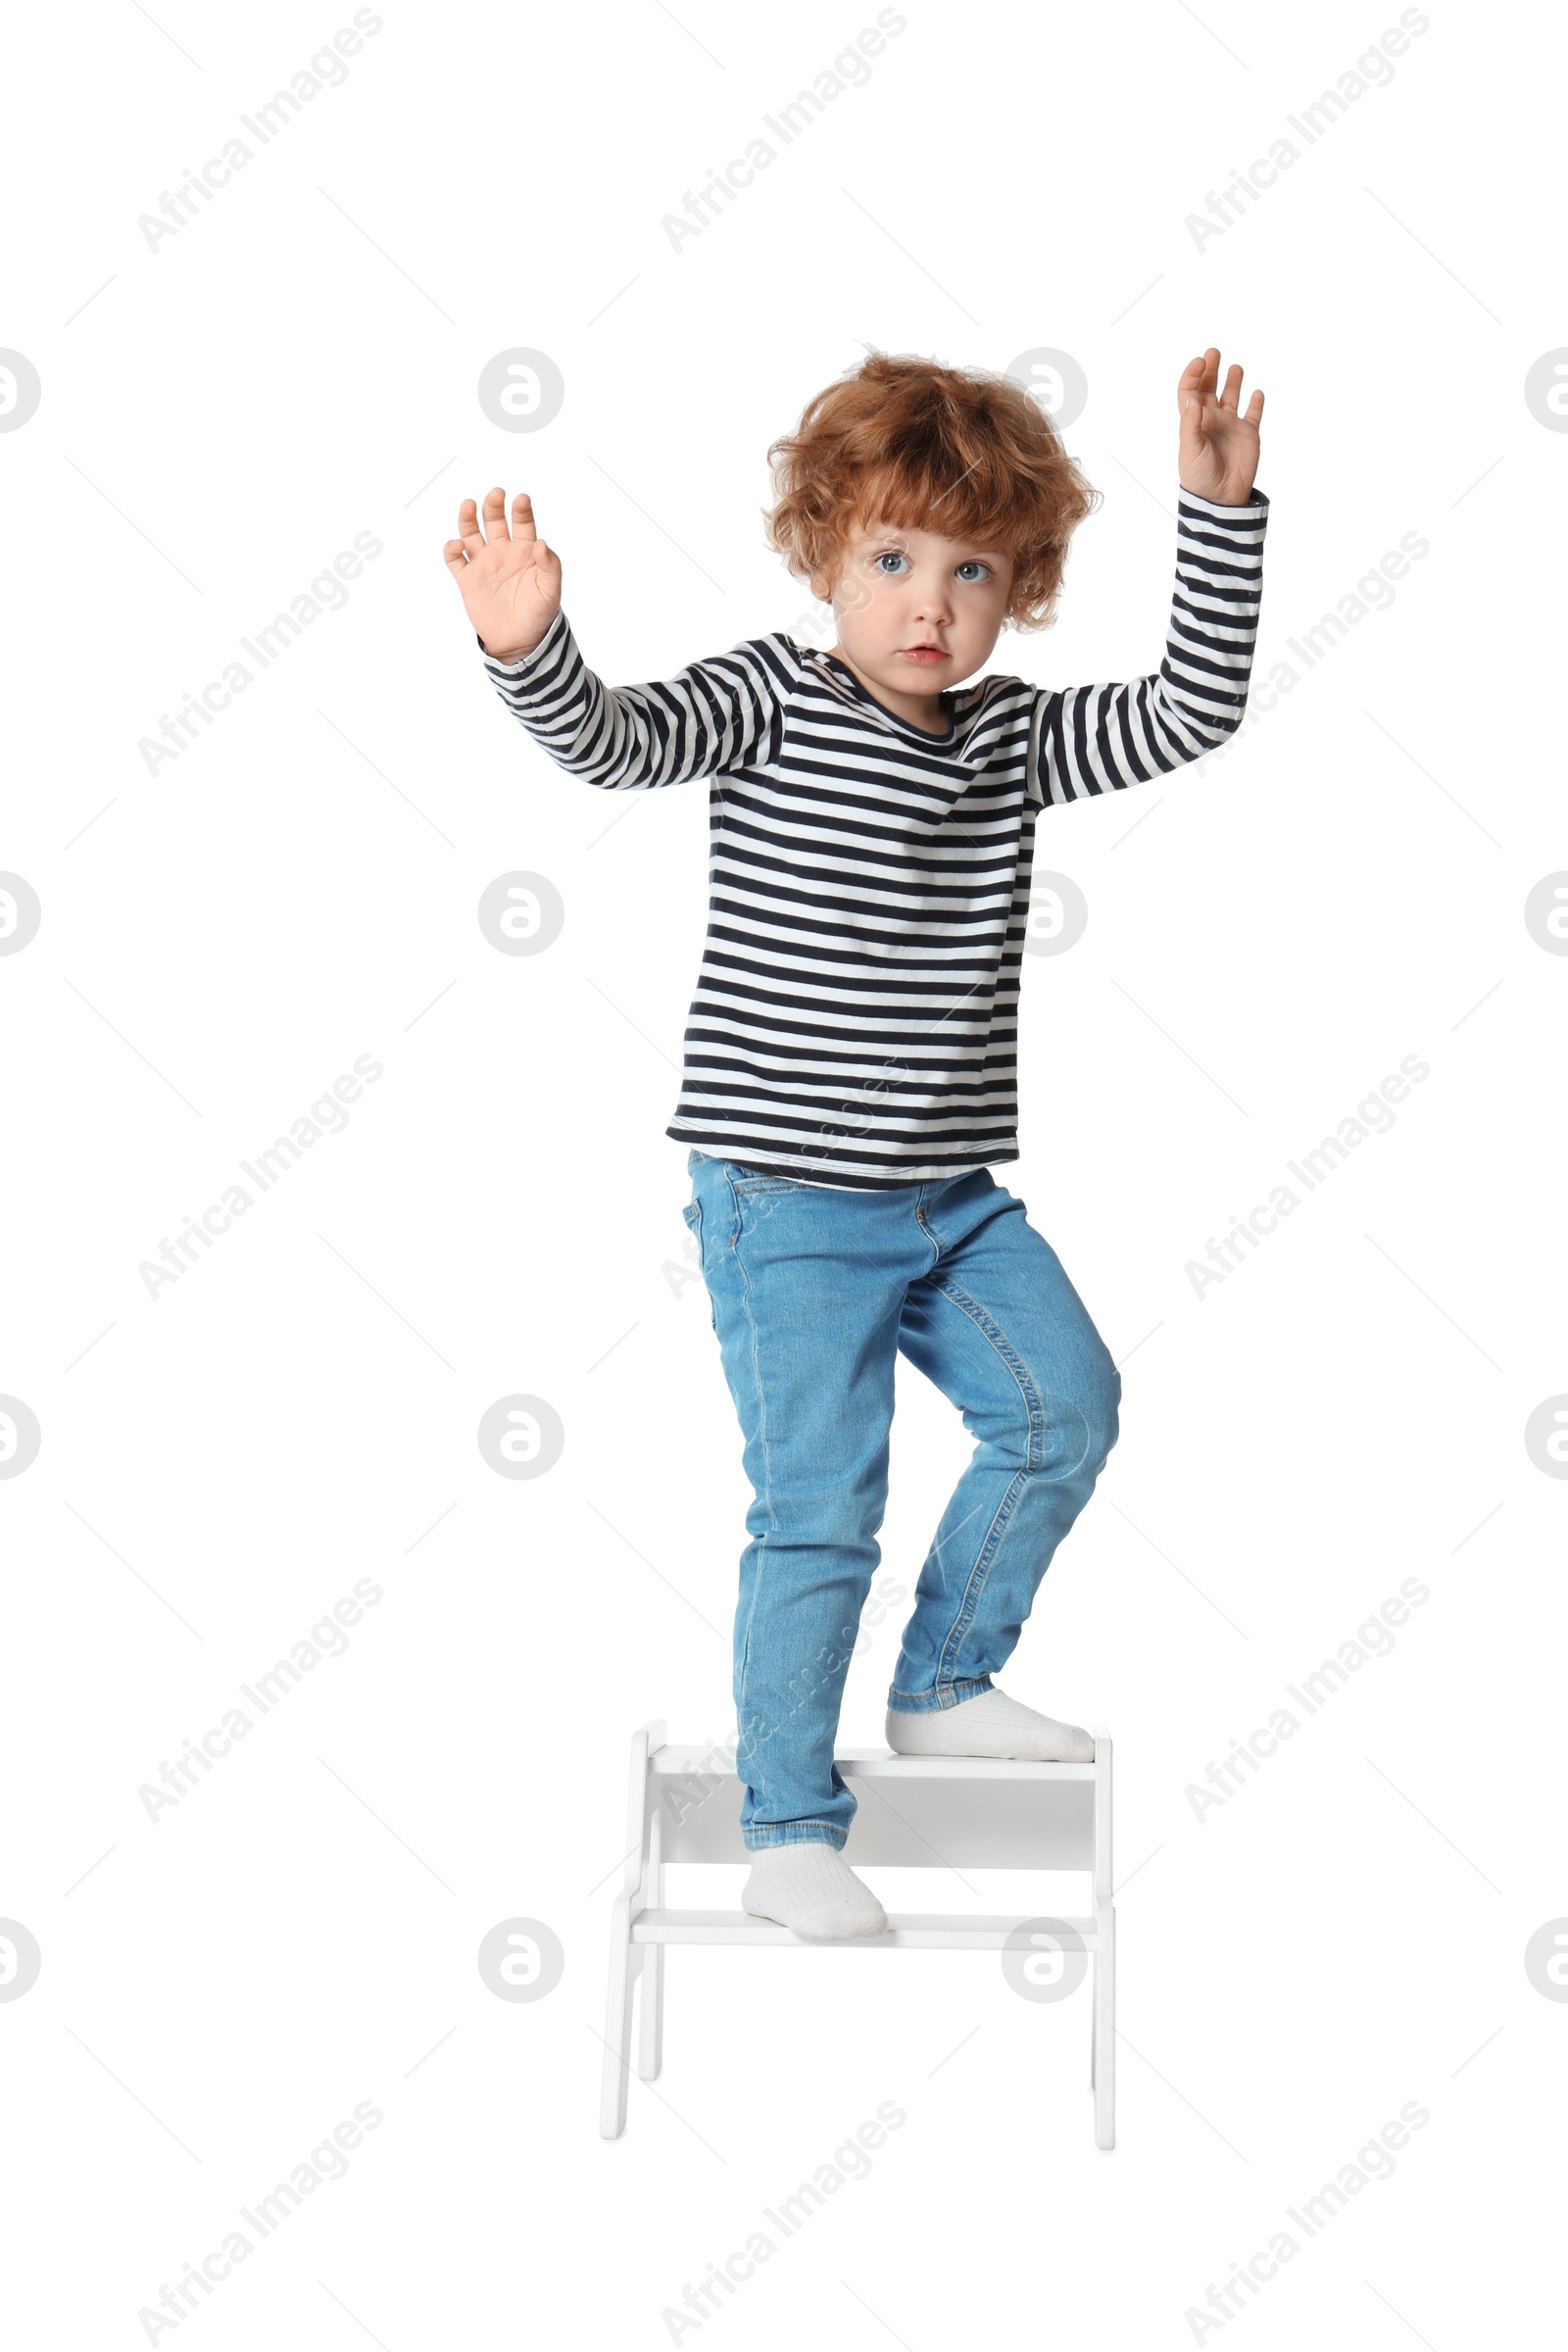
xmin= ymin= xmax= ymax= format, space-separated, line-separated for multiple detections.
xmin=727 ymin=1162 xmax=811 ymax=1195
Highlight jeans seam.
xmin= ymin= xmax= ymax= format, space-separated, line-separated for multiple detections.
xmin=924 ymin=1274 xmax=1048 ymax=1689
xmin=935 ymin=1469 xmax=1029 ymax=1689
xmin=935 ymin=1274 xmax=1046 ymax=1464
xmin=732 ymin=1193 xmax=776 ymax=1768
xmin=743 ymin=1826 xmax=847 ymax=1849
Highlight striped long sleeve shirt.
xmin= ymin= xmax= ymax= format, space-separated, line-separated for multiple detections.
xmin=481 ymin=485 xmax=1268 ymax=1188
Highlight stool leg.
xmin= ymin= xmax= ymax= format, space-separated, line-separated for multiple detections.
xmin=636 ymin=1940 xmax=663 ymax=2081
xmin=600 ymin=1892 xmax=638 ymax=2138
xmin=635 ymin=1811 xmax=663 ymax=2081
xmin=1093 ymin=1907 xmax=1114 ymax=2151
xmin=1090 ymin=1955 xmax=1098 ymax=2091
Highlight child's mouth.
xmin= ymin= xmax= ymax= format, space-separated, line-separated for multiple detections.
xmin=899 ymin=647 xmax=947 ymax=666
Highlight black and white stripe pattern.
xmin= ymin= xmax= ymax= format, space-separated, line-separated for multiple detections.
xmin=482 ymin=486 xmax=1267 ymax=1187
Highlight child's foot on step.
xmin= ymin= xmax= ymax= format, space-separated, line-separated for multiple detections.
xmin=741 ymin=1844 xmax=888 ymax=1941
xmin=885 ymin=1688 xmax=1095 ymax=1763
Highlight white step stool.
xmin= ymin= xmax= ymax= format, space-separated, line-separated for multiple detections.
xmin=601 ymin=1718 xmax=1115 ymax=2149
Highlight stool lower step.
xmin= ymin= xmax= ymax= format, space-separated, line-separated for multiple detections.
xmin=630 ymin=1908 xmax=1100 ymax=1950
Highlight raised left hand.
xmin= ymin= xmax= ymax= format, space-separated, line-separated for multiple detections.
xmin=1177 ymin=348 xmax=1263 ymax=505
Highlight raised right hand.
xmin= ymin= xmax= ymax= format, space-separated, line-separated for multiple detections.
xmin=443 ymin=488 xmax=563 ymax=662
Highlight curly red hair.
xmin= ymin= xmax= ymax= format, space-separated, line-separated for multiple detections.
xmin=762 ymin=349 xmax=1101 ymax=633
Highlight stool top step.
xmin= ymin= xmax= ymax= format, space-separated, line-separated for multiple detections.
xmin=646 ymin=1744 xmax=1104 ymax=1869
xmin=649 ymin=1743 xmax=1097 ymax=1783
xmin=630 ymin=1908 xmax=1102 ymax=1949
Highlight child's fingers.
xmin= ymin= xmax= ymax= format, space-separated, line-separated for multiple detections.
xmin=1178 ymin=348 xmax=1224 ymax=416
xmin=1185 ymin=347 xmax=1219 ymax=404
xmin=454 ymin=496 xmax=492 ymax=555
xmin=442 ymin=538 xmax=469 ymax=575
xmin=511 ymin=490 xmax=537 ymax=543
xmin=481 ymin=486 xmax=511 ymax=540
xmin=1220 ymin=363 xmax=1245 ymax=411
xmin=1244 ymin=389 xmax=1264 ymax=424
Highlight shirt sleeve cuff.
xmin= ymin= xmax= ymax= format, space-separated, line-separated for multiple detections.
xmin=477 ymin=608 xmax=569 ymax=671
xmin=1177 ymin=484 xmax=1269 ymax=515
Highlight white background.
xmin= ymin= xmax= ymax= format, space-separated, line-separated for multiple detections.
xmin=3 ymin=0 xmax=1564 ymax=2343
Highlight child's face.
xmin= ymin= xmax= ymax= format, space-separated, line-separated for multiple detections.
xmin=811 ymin=515 xmax=1015 ymax=716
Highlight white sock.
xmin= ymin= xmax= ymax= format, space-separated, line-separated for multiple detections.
xmin=885 ymin=1687 xmax=1095 ymax=1763
xmin=741 ymin=1844 xmax=888 ymax=1941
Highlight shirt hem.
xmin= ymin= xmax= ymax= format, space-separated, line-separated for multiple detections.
xmin=669 ymin=1127 xmax=1013 ymax=1191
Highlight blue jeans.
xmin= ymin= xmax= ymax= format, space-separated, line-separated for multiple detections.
xmin=683 ymin=1152 xmax=1121 ymax=1850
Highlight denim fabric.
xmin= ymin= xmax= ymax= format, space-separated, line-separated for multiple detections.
xmin=683 ymin=1150 xmax=1120 ymax=1850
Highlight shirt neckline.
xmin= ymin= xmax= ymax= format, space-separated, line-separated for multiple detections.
xmin=811 ymin=648 xmax=961 ymax=747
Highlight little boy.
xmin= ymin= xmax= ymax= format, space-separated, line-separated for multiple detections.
xmin=446 ymin=347 xmax=1266 ymax=1940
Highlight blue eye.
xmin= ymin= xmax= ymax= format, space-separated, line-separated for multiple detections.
xmin=872 ymin=552 xmax=990 ymax=580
